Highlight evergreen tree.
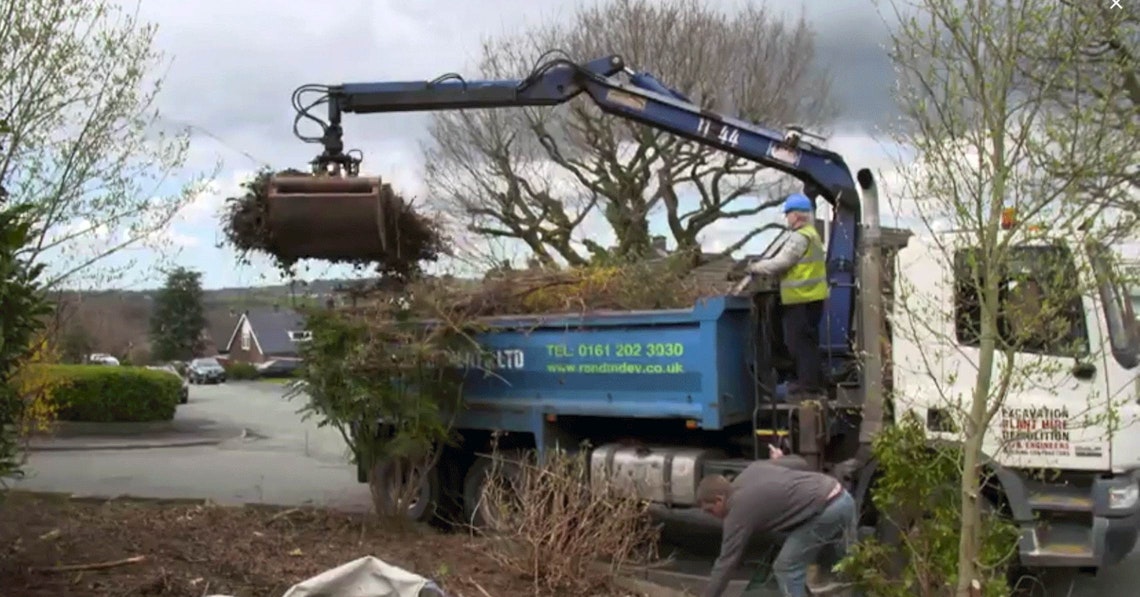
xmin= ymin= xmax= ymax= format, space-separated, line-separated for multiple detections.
xmin=149 ymin=267 xmax=206 ymax=362
xmin=0 ymin=201 xmax=50 ymax=480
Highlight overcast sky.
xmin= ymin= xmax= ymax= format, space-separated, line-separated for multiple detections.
xmin=90 ymin=0 xmax=900 ymax=290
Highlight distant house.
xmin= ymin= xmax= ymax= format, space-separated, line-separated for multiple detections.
xmin=224 ymin=307 xmax=309 ymax=364
xmin=200 ymin=310 xmax=240 ymax=357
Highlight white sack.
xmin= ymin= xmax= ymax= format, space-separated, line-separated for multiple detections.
xmin=207 ymin=556 xmax=447 ymax=597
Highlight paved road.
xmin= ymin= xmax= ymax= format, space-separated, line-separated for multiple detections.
xmin=11 ymin=381 xmax=1140 ymax=595
xmin=14 ymin=381 xmax=371 ymax=511
xmin=178 ymin=380 xmax=352 ymax=463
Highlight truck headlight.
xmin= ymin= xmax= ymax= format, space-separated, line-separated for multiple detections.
xmin=1109 ymin=483 xmax=1139 ymax=510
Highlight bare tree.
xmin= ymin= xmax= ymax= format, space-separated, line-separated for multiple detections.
xmin=880 ymin=0 xmax=1137 ymax=593
xmin=423 ymin=0 xmax=834 ymax=267
xmin=0 ymin=0 xmax=212 ymax=289
xmin=1023 ymin=3 xmax=1139 ymax=234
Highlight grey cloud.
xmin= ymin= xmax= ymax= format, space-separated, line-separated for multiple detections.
xmin=714 ymin=0 xmax=898 ymax=129
xmin=143 ymin=0 xmax=554 ymax=170
xmin=804 ymin=2 xmax=897 ymax=128
xmin=818 ymin=31 xmax=896 ymax=128
xmin=143 ymin=0 xmax=899 ymax=177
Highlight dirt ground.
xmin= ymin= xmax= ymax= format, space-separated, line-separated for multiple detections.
xmin=0 ymin=491 xmax=640 ymax=597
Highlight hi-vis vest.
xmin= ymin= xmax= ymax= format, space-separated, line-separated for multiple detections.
xmin=780 ymin=225 xmax=829 ymax=305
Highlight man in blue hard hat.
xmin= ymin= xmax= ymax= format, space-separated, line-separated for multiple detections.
xmin=745 ymin=192 xmax=829 ymax=399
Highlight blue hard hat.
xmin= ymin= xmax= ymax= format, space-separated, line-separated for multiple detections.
xmin=783 ymin=193 xmax=813 ymax=213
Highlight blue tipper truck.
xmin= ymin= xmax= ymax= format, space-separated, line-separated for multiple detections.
xmin=270 ymin=53 xmax=1140 ymax=577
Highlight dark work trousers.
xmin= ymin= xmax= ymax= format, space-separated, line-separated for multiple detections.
xmin=782 ymin=300 xmax=825 ymax=396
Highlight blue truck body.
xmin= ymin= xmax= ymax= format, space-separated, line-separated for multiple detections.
xmin=458 ymin=296 xmax=756 ymax=434
xmin=455 ymin=218 xmax=859 ymax=441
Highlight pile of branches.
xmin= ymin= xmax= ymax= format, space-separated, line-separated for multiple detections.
xmin=338 ymin=256 xmax=725 ymax=322
xmin=461 ymin=260 xmax=717 ymax=316
xmin=477 ymin=446 xmax=660 ymax=595
xmin=373 ymin=185 xmax=448 ymax=281
xmin=220 ymin=168 xmax=446 ymax=280
xmin=220 ymin=167 xmax=301 ymax=269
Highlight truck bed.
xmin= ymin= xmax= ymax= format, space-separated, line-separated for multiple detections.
xmin=459 ymin=294 xmax=754 ymax=430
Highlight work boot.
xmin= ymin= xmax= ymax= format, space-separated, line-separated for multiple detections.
xmin=807 ymin=565 xmax=854 ymax=596
xmin=806 ymin=564 xmax=822 ymax=586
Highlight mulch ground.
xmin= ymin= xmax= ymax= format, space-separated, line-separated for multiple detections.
xmin=0 ymin=491 xmax=634 ymax=597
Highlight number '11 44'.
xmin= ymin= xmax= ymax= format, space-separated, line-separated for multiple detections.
xmin=696 ymin=118 xmax=740 ymax=147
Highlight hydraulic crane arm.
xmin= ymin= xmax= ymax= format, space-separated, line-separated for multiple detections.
xmin=279 ymin=52 xmax=886 ymax=449
xmin=290 ymin=53 xmax=861 ymax=211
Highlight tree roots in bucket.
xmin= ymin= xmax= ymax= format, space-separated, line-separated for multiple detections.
xmin=221 ymin=168 xmax=445 ymax=280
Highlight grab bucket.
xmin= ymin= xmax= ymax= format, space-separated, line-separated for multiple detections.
xmin=264 ymin=175 xmax=402 ymax=261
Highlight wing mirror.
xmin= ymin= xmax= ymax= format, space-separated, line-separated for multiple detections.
xmin=1071 ymin=361 xmax=1097 ymax=380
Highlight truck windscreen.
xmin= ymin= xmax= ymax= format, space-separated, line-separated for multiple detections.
xmin=1088 ymin=241 xmax=1140 ymax=369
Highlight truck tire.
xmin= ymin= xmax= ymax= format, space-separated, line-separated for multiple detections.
xmin=462 ymin=451 xmax=530 ymax=530
xmin=369 ymin=458 xmax=442 ymax=523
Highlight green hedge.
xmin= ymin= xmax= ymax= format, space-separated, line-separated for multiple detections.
xmin=224 ymin=361 xmax=259 ymax=380
xmin=42 ymin=365 xmax=181 ymax=423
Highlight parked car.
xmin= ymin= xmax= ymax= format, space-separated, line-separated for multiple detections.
xmin=255 ymin=358 xmax=301 ymax=378
xmin=187 ymin=357 xmax=226 ymax=384
xmin=168 ymin=360 xmax=189 ymax=376
xmin=86 ymin=353 xmax=120 ymax=366
xmin=146 ymin=364 xmax=189 ymax=404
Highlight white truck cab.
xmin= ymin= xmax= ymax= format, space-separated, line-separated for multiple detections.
xmin=890 ymin=211 xmax=1140 ymax=568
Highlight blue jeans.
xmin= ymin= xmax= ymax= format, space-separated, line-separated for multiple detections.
xmin=771 ymin=490 xmax=857 ymax=597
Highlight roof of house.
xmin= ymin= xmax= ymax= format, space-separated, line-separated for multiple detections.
xmin=203 ymin=309 xmax=240 ymax=348
xmin=227 ymin=308 xmax=307 ymax=356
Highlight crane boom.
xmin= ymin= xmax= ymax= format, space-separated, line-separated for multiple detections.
xmin=291 ymin=54 xmax=860 ymax=211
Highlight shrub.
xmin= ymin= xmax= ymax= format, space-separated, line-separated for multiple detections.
xmin=1 ymin=202 xmax=52 ymax=480
xmin=477 ymin=446 xmax=659 ymax=595
xmin=289 ymin=306 xmax=465 ymax=520
xmin=224 ymin=361 xmax=259 ymax=380
xmin=40 ymin=365 xmax=181 ymax=423
xmin=836 ymin=414 xmax=1019 ymax=597
xmin=11 ymin=338 xmax=62 ymax=435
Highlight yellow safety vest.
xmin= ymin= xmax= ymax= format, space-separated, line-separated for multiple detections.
xmin=780 ymin=225 xmax=829 ymax=305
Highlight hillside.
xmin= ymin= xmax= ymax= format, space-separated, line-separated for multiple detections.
xmin=49 ymin=279 xmax=359 ymax=363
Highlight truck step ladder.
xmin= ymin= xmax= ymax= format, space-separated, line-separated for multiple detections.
xmin=1019 ymin=480 xmax=1099 ymax=567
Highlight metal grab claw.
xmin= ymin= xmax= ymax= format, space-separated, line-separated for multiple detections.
xmin=263 ymin=175 xmax=401 ymax=261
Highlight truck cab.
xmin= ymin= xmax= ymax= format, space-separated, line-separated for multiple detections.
xmin=891 ymin=224 xmax=1140 ymax=567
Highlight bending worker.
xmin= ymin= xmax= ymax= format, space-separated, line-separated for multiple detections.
xmin=697 ymin=446 xmax=856 ymax=597
xmin=745 ymin=193 xmax=829 ymax=399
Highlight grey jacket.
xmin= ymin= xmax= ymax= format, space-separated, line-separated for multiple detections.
xmin=702 ymin=458 xmax=839 ymax=597
xmin=745 ymin=230 xmax=809 ymax=277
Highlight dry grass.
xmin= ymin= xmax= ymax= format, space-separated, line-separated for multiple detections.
xmin=0 ymin=492 xmax=586 ymax=597
xmin=475 ymin=448 xmax=661 ymax=596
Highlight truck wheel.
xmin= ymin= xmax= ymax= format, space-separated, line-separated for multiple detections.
xmin=462 ymin=450 xmax=530 ymax=530
xmin=369 ymin=458 xmax=442 ymax=523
